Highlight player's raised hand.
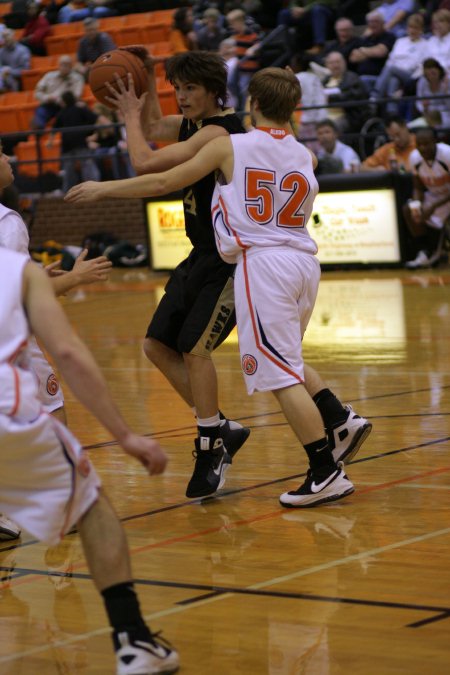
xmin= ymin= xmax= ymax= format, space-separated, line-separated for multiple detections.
xmin=120 ymin=433 xmax=168 ymax=475
xmin=72 ymin=248 xmax=112 ymax=284
xmin=65 ymin=181 xmax=105 ymax=203
xmin=105 ymin=73 xmax=147 ymax=116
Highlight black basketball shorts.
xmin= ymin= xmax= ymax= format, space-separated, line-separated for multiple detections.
xmin=146 ymin=248 xmax=236 ymax=357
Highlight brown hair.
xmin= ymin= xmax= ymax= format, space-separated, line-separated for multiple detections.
xmin=165 ymin=51 xmax=228 ymax=107
xmin=407 ymin=13 xmax=424 ymax=29
xmin=248 ymin=68 xmax=301 ymax=124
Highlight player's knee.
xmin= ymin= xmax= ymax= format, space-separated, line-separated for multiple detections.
xmin=143 ymin=337 xmax=159 ymax=364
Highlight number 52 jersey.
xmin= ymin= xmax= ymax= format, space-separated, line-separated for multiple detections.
xmin=211 ymin=128 xmax=319 ymax=264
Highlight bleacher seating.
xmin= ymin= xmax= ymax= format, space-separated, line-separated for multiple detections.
xmin=15 ymin=134 xmax=62 ymax=177
xmin=1 ymin=6 xmax=177 ymax=176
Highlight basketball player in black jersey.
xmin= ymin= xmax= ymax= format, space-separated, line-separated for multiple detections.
xmin=103 ymin=51 xmax=250 ymax=499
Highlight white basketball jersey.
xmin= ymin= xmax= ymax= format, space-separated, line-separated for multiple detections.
xmin=0 ymin=203 xmax=30 ymax=254
xmin=410 ymin=143 xmax=450 ymax=198
xmin=211 ymin=128 xmax=319 ymax=263
xmin=0 ymin=247 xmax=40 ymax=421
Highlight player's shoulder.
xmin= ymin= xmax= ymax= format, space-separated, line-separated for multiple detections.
xmin=436 ymin=142 xmax=450 ymax=163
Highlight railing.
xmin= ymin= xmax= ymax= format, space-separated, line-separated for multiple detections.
xmin=3 ymin=92 xmax=449 ymax=196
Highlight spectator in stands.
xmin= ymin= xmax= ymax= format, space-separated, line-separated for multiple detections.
xmin=403 ymin=126 xmax=450 ymax=267
xmin=169 ymin=6 xmax=198 ymax=53
xmin=19 ymin=2 xmax=51 ymax=57
xmin=422 ymin=1 xmax=450 ymax=31
xmin=322 ymin=51 xmax=370 ymax=133
xmin=76 ymin=16 xmax=115 ymax=77
xmin=0 ymin=28 xmax=31 ymax=92
xmin=316 ymin=118 xmax=361 ymax=172
xmin=32 ymin=54 xmax=85 ymax=129
xmin=0 ymin=22 xmax=7 ymax=47
xmin=424 ymin=9 xmax=450 ymax=73
xmin=226 ymin=8 xmax=261 ymax=109
xmin=219 ymin=37 xmax=239 ymax=109
xmin=50 ymin=90 xmax=100 ymax=191
xmin=277 ymin=1 xmax=337 ymax=54
xmin=415 ymin=57 xmax=450 ymax=129
xmin=321 ymin=18 xmax=363 ymax=67
xmin=375 ymin=0 xmax=416 ymax=38
xmin=292 ymin=53 xmax=327 ymax=147
xmin=58 ymin=1 xmax=117 ymax=24
xmin=371 ymin=13 xmax=427 ymax=116
xmin=362 ymin=115 xmax=416 ymax=171
xmin=87 ymin=101 xmax=132 ymax=179
xmin=196 ymin=7 xmax=227 ymax=51
xmin=58 ymin=1 xmax=90 ymax=23
xmin=349 ymin=11 xmax=396 ymax=95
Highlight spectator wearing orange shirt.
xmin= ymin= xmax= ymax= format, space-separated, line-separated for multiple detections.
xmin=362 ymin=116 xmax=416 ymax=172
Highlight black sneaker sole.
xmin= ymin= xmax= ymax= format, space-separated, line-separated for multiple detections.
xmin=279 ymin=486 xmax=355 ymax=509
xmin=334 ymin=422 xmax=372 ymax=465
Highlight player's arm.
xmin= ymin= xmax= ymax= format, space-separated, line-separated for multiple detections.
xmin=306 ymin=147 xmax=318 ymax=170
xmin=49 ymin=249 xmax=112 ymax=295
xmin=23 ymin=262 xmax=167 ymax=474
xmin=412 ymin=173 xmax=425 ymax=202
xmin=65 ymin=136 xmax=233 ymax=202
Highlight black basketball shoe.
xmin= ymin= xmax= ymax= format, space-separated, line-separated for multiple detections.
xmin=186 ymin=436 xmax=232 ymax=498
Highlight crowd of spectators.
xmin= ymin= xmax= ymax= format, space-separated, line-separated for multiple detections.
xmin=1 ymin=0 xmax=449 ymax=267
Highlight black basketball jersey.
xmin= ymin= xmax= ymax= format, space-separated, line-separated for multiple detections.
xmin=178 ymin=112 xmax=245 ymax=250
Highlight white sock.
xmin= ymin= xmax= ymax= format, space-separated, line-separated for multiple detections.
xmin=197 ymin=413 xmax=221 ymax=428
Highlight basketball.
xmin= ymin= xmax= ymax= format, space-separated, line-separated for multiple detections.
xmin=88 ymin=49 xmax=148 ymax=107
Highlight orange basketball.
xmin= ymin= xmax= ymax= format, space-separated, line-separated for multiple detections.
xmin=88 ymin=49 xmax=148 ymax=107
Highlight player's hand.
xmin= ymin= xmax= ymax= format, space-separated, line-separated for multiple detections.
xmin=120 ymin=433 xmax=168 ymax=475
xmin=105 ymin=73 xmax=147 ymax=117
xmin=65 ymin=181 xmax=104 ymax=203
xmin=119 ymin=45 xmax=155 ymax=75
xmin=72 ymin=248 xmax=112 ymax=284
xmin=45 ymin=260 xmax=65 ymax=277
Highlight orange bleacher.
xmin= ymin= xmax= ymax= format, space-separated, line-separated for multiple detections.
xmin=0 ymin=8 xmax=177 ymax=146
xmin=15 ymin=134 xmax=62 ymax=177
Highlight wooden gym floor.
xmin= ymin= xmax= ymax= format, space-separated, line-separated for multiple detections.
xmin=0 ymin=267 xmax=449 ymax=674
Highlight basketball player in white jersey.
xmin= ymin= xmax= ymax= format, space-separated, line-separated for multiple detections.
xmin=66 ymin=67 xmax=357 ymax=507
xmin=404 ymin=127 xmax=450 ymax=268
xmin=0 ymin=144 xmax=112 ymax=540
xmin=0 ymin=246 xmax=179 ymax=674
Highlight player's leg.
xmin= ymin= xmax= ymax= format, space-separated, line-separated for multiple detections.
xmin=235 ymin=248 xmax=354 ymax=507
xmin=144 ymin=336 xmax=194 ymax=406
xmin=78 ymin=491 xmax=179 ymax=674
xmin=274 ymin=384 xmax=354 ymax=508
xmin=180 ymin=252 xmax=250 ymax=498
xmin=303 ymin=363 xmax=372 ymax=464
xmin=0 ymin=340 xmax=67 ymax=541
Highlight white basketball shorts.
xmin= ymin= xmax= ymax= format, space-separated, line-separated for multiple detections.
xmin=28 ymin=337 xmax=65 ymax=413
xmin=234 ymin=246 xmax=320 ymax=394
xmin=424 ymin=193 xmax=450 ymax=230
xmin=0 ymin=412 xmax=101 ymax=545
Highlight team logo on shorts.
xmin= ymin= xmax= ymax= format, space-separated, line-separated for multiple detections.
xmin=78 ymin=452 xmax=91 ymax=478
xmin=242 ymin=354 xmax=258 ymax=375
xmin=46 ymin=374 xmax=59 ymax=396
